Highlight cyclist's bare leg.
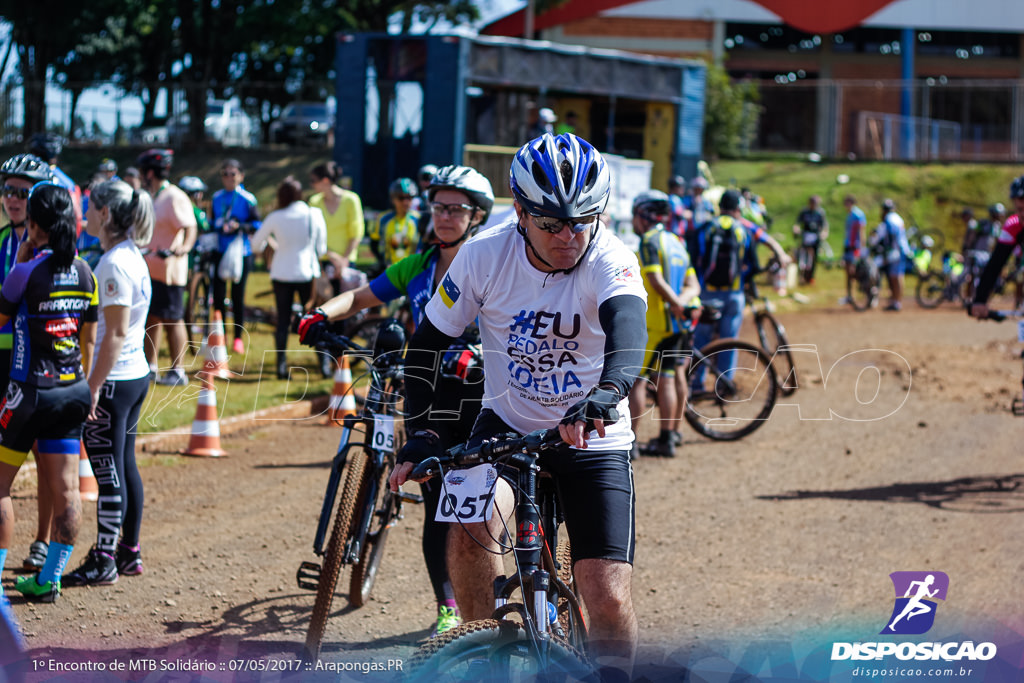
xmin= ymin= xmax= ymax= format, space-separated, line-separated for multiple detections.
xmin=575 ymin=558 xmax=637 ymax=677
xmin=672 ymin=359 xmax=691 ymax=432
xmin=165 ymin=320 xmax=189 ymax=372
xmin=627 ymin=378 xmax=653 ymax=437
xmin=0 ymin=462 xmax=18 ymax=550
xmin=655 ymin=372 xmax=678 ymax=433
xmin=42 ymin=452 xmax=81 ymax=546
xmin=144 ymin=317 xmax=163 ymax=368
xmin=32 ymin=445 xmax=53 ymax=547
xmin=446 ymin=477 xmax=515 ymax=621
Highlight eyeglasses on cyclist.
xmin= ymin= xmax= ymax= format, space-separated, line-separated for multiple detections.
xmin=430 ymin=202 xmax=475 ymax=217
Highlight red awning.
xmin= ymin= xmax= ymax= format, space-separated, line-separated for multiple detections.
xmin=483 ymin=0 xmax=902 ymax=37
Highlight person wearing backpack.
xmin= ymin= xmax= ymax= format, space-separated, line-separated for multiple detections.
xmin=687 ymin=190 xmax=789 ymax=389
xmin=869 ymin=199 xmax=913 ymax=311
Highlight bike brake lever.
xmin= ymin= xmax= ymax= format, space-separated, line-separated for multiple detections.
xmin=410 ymin=456 xmax=441 ymax=480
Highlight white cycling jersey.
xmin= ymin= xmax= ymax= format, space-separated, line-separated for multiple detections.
xmin=423 ymin=220 xmax=646 ymax=451
xmin=95 ymin=239 xmax=152 ymax=381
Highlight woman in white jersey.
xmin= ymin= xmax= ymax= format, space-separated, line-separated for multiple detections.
xmin=64 ymin=180 xmax=154 ymax=586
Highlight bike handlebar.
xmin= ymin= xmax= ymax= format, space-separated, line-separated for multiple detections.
xmin=312 ymin=329 xmax=367 ymax=356
xmin=410 ymin=428 xmax=565 ymax=481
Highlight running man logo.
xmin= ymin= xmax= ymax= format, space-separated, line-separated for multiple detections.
xmin=881 ymin=571 xmax=949 ymax=635
xmin=439 ymin=274 xmax=461 ymax=308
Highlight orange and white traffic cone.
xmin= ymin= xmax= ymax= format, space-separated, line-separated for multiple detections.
xmin=181 ymin=373 xmax=227 ymax=457
xmin=79 ymin=442 xmax=99 ymax=502
xmin=327 ymin=356 xmax=357 ymax=425
xmin=203 ymin=311 xmax=231 ymax=380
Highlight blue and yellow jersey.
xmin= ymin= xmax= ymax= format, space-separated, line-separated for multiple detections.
xmin=0 ymin=251 xmax=98 ymax=387
xmin=638 ymin=225 xmax=696 ymax=335
xmin=371 ymin=210 xmax=420 ymax=267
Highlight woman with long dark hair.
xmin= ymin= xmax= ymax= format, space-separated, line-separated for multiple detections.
xmin=63 ymin=180 xmax=155 ymax=586
xmin=0 ymin=183 xmax=97 ymax=602
xmin=250 ymin=176 xmax=326 ymax=379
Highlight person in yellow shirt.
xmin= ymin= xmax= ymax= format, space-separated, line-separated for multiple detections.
xmin=369 ymin=178 xmax=420 ymax=268
xmin=308 ymin=162 xmax=364 ymax=295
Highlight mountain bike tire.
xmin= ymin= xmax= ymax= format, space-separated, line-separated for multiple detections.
xmin=406 ymin=619 xmax=592 ymax=682
xmin=685 ymin=339 xmax=778 ymax=441
xmin=553 ymin=539 xmax=587 ymax=651
xmin=915 ymin=271 xmax=945 ymax=309
xmin=348 ymin=465 xmax=394 ymax=608
xmin=303 ymin=448 xmax=367 ymax=663
xmin=755 ymin=311 xmax=798 ymax=396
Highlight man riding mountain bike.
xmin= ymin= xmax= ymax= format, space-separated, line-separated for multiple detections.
xmin=970 ymin=176 xmax=1024 ymax=319
xmin=388 ymin=133 xmax=648 ymax=678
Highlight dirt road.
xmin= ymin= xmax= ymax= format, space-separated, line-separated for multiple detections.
xmin=4 ymin=306 xmax=1024 ymax=682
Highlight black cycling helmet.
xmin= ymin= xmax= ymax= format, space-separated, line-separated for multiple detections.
xmin=97 ymin=158 xmax=118 ymax=174
xmin=388 ymin=177 xmax=416 ymax=198
xmin=136 ymin=148 xmax=174 ymax=173
xmin=418 ymin=164 xmax=438 ymax=182
xmin=178 ymin=176 xmax=207 ymax=195
xmin=428 ymin=165 xmax=495 ymax=224
xmin=989 ymin=203 xmax=1005 ymax=218
xmin=719 ymin=189 xmax=741 ymax=212
xmin=1 ymin=154 xmax=54 ymax=184
xmin=29 ymin=133 xmax=63 ymax=161
xmin=960 ymin=207 xmax=974 ymax=219
xmin=372 ymin=319 xmax=407 ymax=364
xmin=632 ymin=189 xmax=671 ymax=219
xmin=1010 ymin=175 xmax=1024 ymax=200
xmin=668 ymin=175 xmax=686 ymax=191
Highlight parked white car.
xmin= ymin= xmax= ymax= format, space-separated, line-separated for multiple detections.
xmin=168 ymin=99 xmax=256 ymax=147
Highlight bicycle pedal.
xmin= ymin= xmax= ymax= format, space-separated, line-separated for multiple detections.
xmin=296 ymin=561 xmax=321 ymax=591
xmin=397 ymin=491 xmax=424 ymax=504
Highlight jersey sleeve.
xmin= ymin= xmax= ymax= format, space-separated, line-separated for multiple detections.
xmin=590 ymin=239 xmax=647 ymax=308
xmin=423 ymin=242 xmax=482 ymax=338
xmin=638 ymin=234 xmax=662 ymax=273
xmin=0 ymin=262 xmax=31 ymax=316
xmin=82 ymin=270 xmax=99 ymax=323
xmin=96 ymin=258 xmax=134 ymax=309
xmin=367 ymin=252 xmax=426 ymax=303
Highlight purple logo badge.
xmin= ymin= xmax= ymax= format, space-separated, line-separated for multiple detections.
xmin=881 ymin=571 xmax=949 ymax=635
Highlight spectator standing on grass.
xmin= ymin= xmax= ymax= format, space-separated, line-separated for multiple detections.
xmin=137 ymin=149 xmax=197 ymax=386
xmin=840 ymin=194 xmax=867 ymax=305
xmin=0 ymin=183 xmax=97 ymax=604
xmin=210 ymin=159 xmax=261 ymax=355
xmin=250 ymin=177 xmax=327 ymax=380
xmin=308 ymin=162 xmax=364 ymax=295
xmin=63 ymin=180 xmax=154 ymax=587
xmin=870 ymin=199 xmax=912 ymax=312
xmin=0 ymin=154 xmax=55 ymax=576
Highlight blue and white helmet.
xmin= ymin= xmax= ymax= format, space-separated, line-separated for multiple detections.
xmin=509 ymin=133 xmax=610 ymax=219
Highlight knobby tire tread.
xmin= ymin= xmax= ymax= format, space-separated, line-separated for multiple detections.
xmin=303 ymin=448 xmax=367 ymax=662
xmin=348 ymin=465 xmax=393 ymax=607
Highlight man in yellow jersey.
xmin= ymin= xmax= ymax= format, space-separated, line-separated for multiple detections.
xmin=369 ymin=178 xmax=420 ymax=268
xmin=627 ymin=190 xmax=702 ymax=459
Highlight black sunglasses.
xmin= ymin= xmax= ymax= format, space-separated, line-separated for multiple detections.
xmin=527 ymin=211 xmax=597 ymax=235
xmin=1 ymin=185 xmax=30 ymax=200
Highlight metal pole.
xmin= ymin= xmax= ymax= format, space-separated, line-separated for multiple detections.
xmin=524 ymin=0 xmax=535 ymax=39
xmin=901 ymin=27 xmax=915 ymax=160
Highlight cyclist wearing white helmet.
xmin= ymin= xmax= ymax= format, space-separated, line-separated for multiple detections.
xmin=390 ymin=133 xmax=647 ymax=676
xmin=298 ymin=164 xmax=493 ymax=636
xmin=680 ymin=175 xmax=715 ymax=235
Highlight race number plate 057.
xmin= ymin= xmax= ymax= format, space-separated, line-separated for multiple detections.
xmin=371 ymin=414 xmax=396 ymax=453
xmin=435 ymin=465 xmax=498 ymax=523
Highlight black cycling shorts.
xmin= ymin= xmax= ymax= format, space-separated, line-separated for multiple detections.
xmin=0 ymin=379 xmax=90 ymax=466
xmin=149 ymin=281 xmax=185 ymax=321
xmin=466 ymin=409 xmax=635 ymax=566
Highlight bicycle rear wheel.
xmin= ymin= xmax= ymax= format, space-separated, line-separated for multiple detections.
xmin=685 ymin=339 xmax=778 ymax=441
xmin=348 ymin=465 xmax=395 ymax=608
xmin=755 ymin=311 xmax=797 ymax=396
xmin=303 ymin=448 xmax=367 ymax=663
xmin=406 ymin=620 xmax=592 ymax=682
xmin=915 ymin=271 xmax=945 ymax=309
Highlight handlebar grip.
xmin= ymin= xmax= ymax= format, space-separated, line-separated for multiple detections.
xmin=410 ymin=457 xmax=441 ymax=480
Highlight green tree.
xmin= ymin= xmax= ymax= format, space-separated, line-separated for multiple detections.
xmin=703 ymin=61 xmax=760 ymax=159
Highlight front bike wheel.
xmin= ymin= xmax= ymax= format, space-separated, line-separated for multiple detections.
xmin=915 ymin=271 xmax=945 ymax=309
xmin=348 ymin=464 xmax=394 ymax=608
xmin=185 ymin=272 xmax=212 ymax=352
xmin=685 ymin=339 xmax=778 ymax=441
xmin=303 ymin=449 xmax=367 ymax=662
xmin=755 ymin=311 xmax=797 ymax=396
xmin=554 ymin=539 xmax=587 ymax=651
xmin=406 ymin=620 xmax=592 ymax=682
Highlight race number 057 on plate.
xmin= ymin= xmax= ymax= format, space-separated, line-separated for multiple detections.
xmin=435 ymin=464 xmax=498 ymax=523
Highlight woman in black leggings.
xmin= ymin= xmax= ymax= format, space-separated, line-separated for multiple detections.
xmin=250 ymin=177 xmax=327 ymax=379
xmin=64 ymin=179 xmax=155 ymax=586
